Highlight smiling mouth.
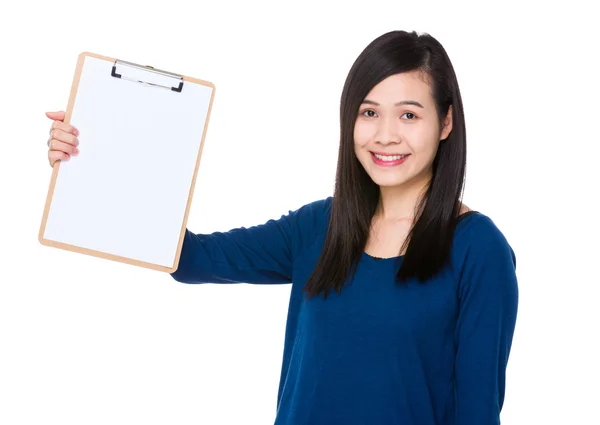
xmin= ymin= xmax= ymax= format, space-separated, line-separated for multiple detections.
xmin=371 ymin=152 xmax=410 ymax=162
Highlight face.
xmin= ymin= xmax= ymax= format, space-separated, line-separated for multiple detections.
xmin=353 ymin=71 xmax=452 ymax=189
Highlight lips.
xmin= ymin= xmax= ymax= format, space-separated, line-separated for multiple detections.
xmin=372 ymin=153 xmax=410 ymax=161
xmin=370 ymin=152 xmax=410 ymax=157
xmin=370 ymin=152 xmax=410 ymax=166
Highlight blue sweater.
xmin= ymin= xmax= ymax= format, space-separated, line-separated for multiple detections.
xmin=170 ymin=196 xmax=519 ymax=425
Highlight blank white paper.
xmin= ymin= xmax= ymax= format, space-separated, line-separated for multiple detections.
xmin=43 ymin=55 xmax=213 ymax=269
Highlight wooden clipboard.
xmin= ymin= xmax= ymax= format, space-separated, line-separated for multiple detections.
xmin=39 ymin=52 xmax=215 ymax=273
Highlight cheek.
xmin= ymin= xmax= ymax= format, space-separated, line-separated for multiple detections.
xmin=353 ymin=123 xmax=371 ymax=147
xmin=411 ymin=129 xmax=440 ymax=155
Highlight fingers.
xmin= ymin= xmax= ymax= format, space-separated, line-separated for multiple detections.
xmin=45 ymin=110 xmax=80 ymax=168
xmin=45 ymin=111 xmax=65 ymax=121
xmin=48 ymin=150 xmax=71 ymax=167
xmin=48 ymin=128 xmax=79 ymax=148
xmin=49 ymin=119 xmax=79 ymax=137
xmin=49 ymin=139 xmax=79 ymax=156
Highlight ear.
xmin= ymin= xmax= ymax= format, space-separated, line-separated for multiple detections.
xmin=440 ymin=105 xmax=453 ymax=141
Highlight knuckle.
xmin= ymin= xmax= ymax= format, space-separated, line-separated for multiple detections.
xmin=49 ymin=139 xmax=61 ymax=152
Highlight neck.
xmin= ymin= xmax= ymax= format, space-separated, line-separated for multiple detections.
xmin=376 ymin=173 xmax=431 ymax=221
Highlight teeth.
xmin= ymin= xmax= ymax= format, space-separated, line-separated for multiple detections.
xmin=374 ymin=153 xmax=408 ymax=161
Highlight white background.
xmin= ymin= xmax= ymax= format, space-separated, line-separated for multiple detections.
xmin=1 ymin=1 xmax=598 ymax=424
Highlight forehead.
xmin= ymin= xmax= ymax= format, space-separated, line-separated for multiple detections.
xmin=364 ymin=71 xmax=432 ymax=103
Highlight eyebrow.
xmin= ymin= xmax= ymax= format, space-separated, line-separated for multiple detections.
xmin=361 ymin=99 xmax=425 ymax=108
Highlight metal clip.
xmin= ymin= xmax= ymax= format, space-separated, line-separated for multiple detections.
xmin=111 ymin=59 xmax=184 ymax=92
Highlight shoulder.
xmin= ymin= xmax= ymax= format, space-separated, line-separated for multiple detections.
xmin=287 ymin=196 xmax=332 ymax=229
xmin=284 ymin=195 xmax=332 ymax=255
xmin=453 ymin=211 xmax=517 ymax=269
xmin=293 ymin=195 xmax=333 ymax=217
xmin=456 ymin=211 xmax=510 ymax=246
xmin=450 ymin=211 xmax=519 ymax=309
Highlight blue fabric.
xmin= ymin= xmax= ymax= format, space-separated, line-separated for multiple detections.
xmin=171 ymin=197 xmax=519 ymax=425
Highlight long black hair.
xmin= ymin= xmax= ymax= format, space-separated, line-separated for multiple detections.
xmin=303 ymin=30 xmax=467 ymax=300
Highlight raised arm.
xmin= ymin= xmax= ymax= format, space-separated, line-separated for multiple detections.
xmin=170 ymin=197 xmax=331 ymax=285
xmin=454 ymin=216 xmax=519 ymax=424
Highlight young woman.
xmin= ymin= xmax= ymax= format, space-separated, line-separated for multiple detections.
xmin=45 ymin=30 xmax=519 ymax=425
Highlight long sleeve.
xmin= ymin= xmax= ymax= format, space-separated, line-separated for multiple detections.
xmin=170 ymin=197 xmax=331 ymax=285
xmin=454 ymin=220 xmax=519 ymax=424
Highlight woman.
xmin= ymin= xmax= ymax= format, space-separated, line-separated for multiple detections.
xmin=45 ymin=30 xmax=519 ymax=425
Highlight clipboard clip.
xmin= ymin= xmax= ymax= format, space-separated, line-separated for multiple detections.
xmin=111 ymin=59 xmax=184 ymax=92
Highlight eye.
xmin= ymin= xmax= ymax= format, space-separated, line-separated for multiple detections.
xmin=361 ymin=109 xmax=377 ymax=118
xmin=360 ymin=110 xmax=417 ymax=120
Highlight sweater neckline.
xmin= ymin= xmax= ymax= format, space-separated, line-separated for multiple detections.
xmin=363 ymin=210 xmax=480 ymax=262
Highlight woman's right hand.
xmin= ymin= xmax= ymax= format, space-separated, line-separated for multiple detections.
xmin=46 ymin=110 xmax=80 ymax=167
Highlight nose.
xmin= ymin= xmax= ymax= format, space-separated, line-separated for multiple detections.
xmin=375 ymin=115 xmax=400 ymax=145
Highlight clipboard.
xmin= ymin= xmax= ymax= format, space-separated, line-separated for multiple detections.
xmin=38 ymin=52 xmax=215 ymax=273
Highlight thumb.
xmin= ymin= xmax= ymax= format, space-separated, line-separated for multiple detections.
xmin=45 ymin=110 xmax=65 ymax=121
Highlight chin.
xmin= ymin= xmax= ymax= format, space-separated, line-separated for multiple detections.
xmin=368 ymin=173 xmax=411 ymax=188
